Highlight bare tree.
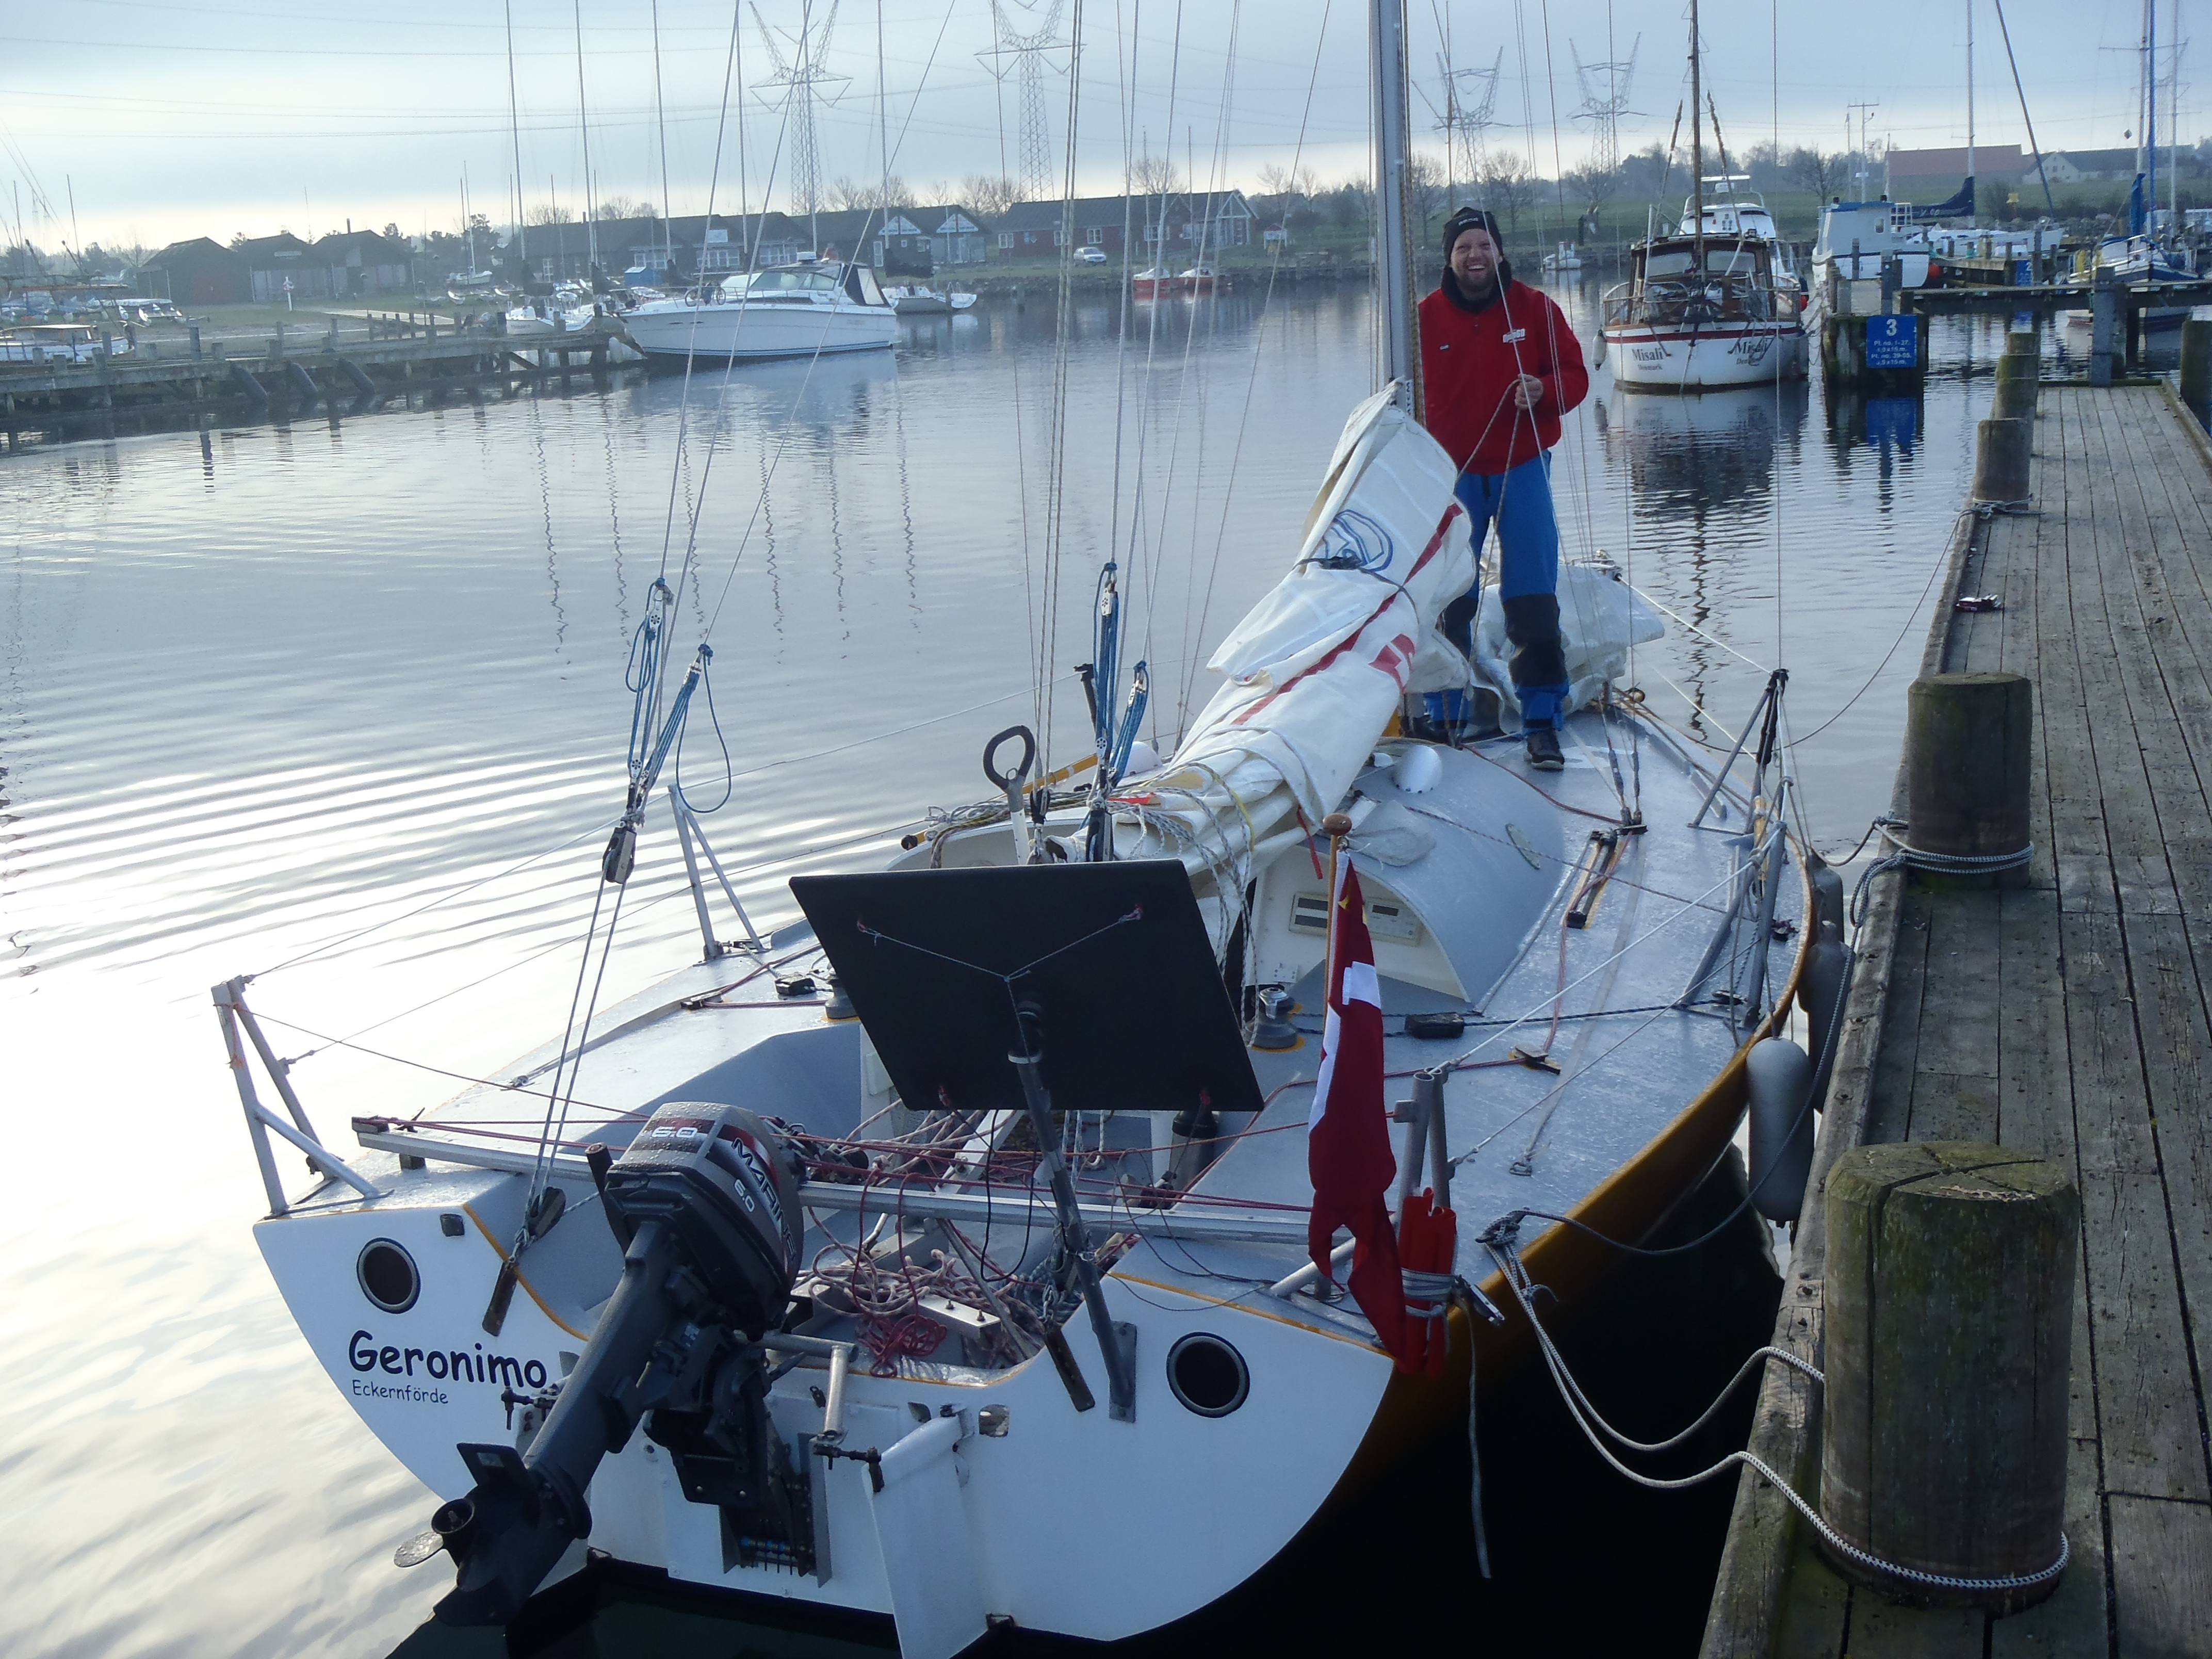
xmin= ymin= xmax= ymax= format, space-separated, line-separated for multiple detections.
xmin=594 ymin=195 xmax=653 ymax=222
xmin=1561 ymin=164 xmax=1619 ymax=235
xmin=1478 ymin=152 xmax=1537 ymax=235
xmin=1255 ymin=162 xmax=1318 ymax=203
xmin=1129 ymin=150 xmax=1184 ymax=197
xmin=961 ymin=174 xmax=1017 ymax=218
xmin=1786 ymin=147 xmax=1843 ymax=204
xmin=828 ymin=176 xmax=914 ymax=212
xmin=526 ymin=201 xmax=576 ymax=225
xmin=1407 ymin=153 xmax=1451 ymax=241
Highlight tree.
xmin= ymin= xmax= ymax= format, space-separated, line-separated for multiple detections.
xmin=828 ymin=176 xmax=913 ymax=212
xmin=1403 ymin=153 xmax=1455 ymax=241
xmin=960 ymin=173 xmax=1016 ymax=218
xmin=1787 ymin=147 xmax=1843 ymax=204
xmin=1255 ymin=162 xmax=1318 ymax=206
xmin=525 ymin=201 xmax=575 ymax=226
xmin=1129 ymin=150 xmax=1183 ymax=197
xmin=382 ymin=222 xmax=402 ymax=240
xmin=594 ymin=196 xmax=653 ymax=222
xmin=1562 ymin=163 xmax=1620 ymax=232
xmin=1478 ymin=151 xmax=1537 ymax=236
xmin=1320 ymin=176 xmax=1373 ymax=229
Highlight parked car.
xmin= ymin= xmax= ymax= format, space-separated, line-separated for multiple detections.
xmin=1076 ymin=246 xmax=1108 ymax=264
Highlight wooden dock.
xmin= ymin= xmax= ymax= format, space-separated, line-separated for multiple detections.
xmin=1703 ymin=381 xmax=2212 ymax=1656
xmin=0 ymin=317 xmax=637 ymax=427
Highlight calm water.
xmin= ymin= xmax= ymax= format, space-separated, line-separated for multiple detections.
xmin=2 ymin=282 xmax=2009 ymax=1656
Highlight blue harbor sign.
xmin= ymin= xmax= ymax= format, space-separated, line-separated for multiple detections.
xmin=1865 ymin=313 xmax=1918 ymax=370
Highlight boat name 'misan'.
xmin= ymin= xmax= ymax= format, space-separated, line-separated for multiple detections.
xmin=348 ymin=1327 xmax=550 ymax=1400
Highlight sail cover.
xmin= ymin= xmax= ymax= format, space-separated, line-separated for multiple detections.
xmin=1127 ymin=386 xmax=1473 ymax=940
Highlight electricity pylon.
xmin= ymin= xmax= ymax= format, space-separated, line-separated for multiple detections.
xmin=980 ymin=1 xmax=1071 ymax=203
xmin=1430 ymin=47 xmax=1503 ymax=194
xmin=1571 ymin=37 xmax=1639 ymax=179
xmin=752 ymin=1 xmax=848 ymax=217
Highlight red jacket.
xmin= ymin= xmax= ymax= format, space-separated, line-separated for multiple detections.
xmin=1418 ymin=276 xmax=1589 ymax=476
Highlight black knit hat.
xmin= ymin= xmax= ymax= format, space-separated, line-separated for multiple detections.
xmin=1441 ymin=206 xmax=1504 ymax=256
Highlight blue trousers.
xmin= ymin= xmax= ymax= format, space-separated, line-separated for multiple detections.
xmin=1426 ymin=452 xmax=1571 ymax=730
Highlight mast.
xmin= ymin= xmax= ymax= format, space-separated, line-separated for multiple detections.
xmin=506 ymin=0 xmax=527 ymax=274
xmin=1690 ymin=0 xmax=1704 ymax=264
xmin=2173 ymin=0 xmax=2183 ymax=228
xmin=2149 ymin=0 xmax=2158 ymax=234
xmin=1370 ymin=0 xmax=1420 ymax=412
xmin=575 ymin=0 xmax=599 ymax=281
xmin=1966 ymin=0 xmax=1976 ymax=218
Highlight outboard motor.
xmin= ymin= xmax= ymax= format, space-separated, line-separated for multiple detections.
xmin=427 ymin=1101 xmax=801 ymax=1626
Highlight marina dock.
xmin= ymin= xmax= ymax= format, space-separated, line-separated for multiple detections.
xmin=1703 ymin=381 xmax=2212 ymax=1654
xmin=0 ymin=315 xmax=635 ymax=430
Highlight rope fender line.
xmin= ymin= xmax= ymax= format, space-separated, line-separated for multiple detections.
xmin=1848 ymin=817 xmax=2035 ymax=927
xmin=1476 ymin=1231 xmax=2070 ymax=1599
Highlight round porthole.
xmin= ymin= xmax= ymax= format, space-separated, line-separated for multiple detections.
xmin=357 ymin=1238 xmax=420 ymax=1314
xmin=1166 ymin=1332 xmax=1249 ymax=1418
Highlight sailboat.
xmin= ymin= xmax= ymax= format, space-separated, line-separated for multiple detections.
xmin=2067 ymin=0 xmax=2197 ymax=328
xmin=224 ymin=5 xmax=1820 ymax=1654
xmin=1600 ymin=1 xmax=1808 ymax=390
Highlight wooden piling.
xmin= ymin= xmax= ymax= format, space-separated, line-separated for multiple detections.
xmin=1992 ymin=375 xmax=2037 ymax=423
xmin=2181 ymin=317 xmax=2212 ymax=411
xmin=1905 ymin=671 xmax=2032 ymax=887
xmin=1819 ymin=1141 xmax=2076 ymax=1611
xmin=1969 ymin=416 xmax=2032 ymax=505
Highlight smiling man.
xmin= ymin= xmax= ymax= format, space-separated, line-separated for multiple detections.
xmin=1417 ymin=206 xmax=1589 ymax=770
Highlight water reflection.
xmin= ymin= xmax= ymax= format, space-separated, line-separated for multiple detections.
xmin=1602 ymin=380 xmax=1809 ymax=514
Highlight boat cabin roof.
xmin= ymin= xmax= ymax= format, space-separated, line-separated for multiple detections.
xmin=1634 ymin=236 xmax=1772 ymax=278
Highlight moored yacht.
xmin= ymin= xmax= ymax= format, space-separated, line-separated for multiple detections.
xmin=224 ymin=6 xmax=1830 ymax=1656
xmin=1599 ymin=16 xmax=1807 ymax=392
xmin=626 ymin=261 xmax=899 ymax=361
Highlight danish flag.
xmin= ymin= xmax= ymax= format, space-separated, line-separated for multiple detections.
xmin=1307 ymin=857 xmax=1410 ymax=1362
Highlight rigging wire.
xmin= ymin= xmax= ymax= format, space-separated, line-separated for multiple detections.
xmin=1174 ymin=0 xmax=1333 ymax=729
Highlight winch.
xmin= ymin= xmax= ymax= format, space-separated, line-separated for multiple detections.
xmin=423 ymin=1101 xmax=803 ymax=1626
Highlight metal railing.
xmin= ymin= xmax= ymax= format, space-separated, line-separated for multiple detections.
xmin=215 ymin=976 xmax=381 ymax=1216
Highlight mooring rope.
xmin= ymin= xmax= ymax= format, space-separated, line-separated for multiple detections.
xmin=1848 ymin=817 xmax=2035 ymax=926
xmin=1478 ymin=1230 xmax=2070 ymax=1597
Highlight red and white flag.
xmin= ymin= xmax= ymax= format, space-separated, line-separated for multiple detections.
xmin=1307 ymin=857 xmax=1409 ymax=1362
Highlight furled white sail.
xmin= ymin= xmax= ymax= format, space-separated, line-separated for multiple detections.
xmin=1119 ymin=386 xmax=1471 ymax=928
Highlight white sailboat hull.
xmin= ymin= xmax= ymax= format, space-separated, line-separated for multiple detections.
xmin=1602 ymin=320 xmax=1808 ymax=389
xmin=237 ymin=387 xmax=1807 ymax=1652
xmin=626 ymin=299 xmax=899 ymax=360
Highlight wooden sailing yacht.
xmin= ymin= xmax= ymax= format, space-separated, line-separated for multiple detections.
xmin=1601 ymin=0 xmax=1808 ymax=391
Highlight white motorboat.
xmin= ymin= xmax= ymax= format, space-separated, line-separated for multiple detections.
xmin=225 ymin=5 xmax=1828 ymax=1654
xmin=1541 ymin=241 xmax=1583 ymax=273
xmin=626 ymin=261 xmax=899 ymax=361
xmin=884 ymin=284 xmax=979 ymax=316
xmin=1812 ymin=200 xmax=1934 ymax=288
xmin=502 ymin=303 xmax=598 ymax=339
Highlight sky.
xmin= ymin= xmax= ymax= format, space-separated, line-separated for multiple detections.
xmin=0 ymin=0 xmax=2184 ymax=258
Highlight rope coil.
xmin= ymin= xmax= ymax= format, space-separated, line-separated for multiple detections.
xmin=1848 ymin=817 xmax=2034 ymax=926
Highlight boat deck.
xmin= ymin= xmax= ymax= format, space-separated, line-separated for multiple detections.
xmin=1703 ymin=382 xmax=2212 ymax=1654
